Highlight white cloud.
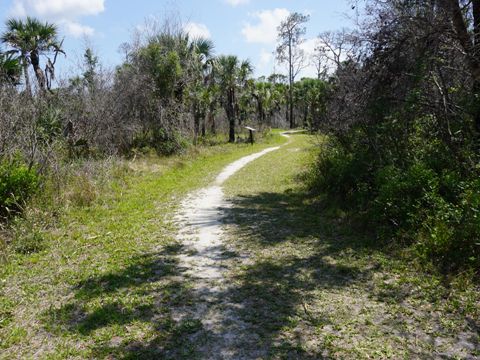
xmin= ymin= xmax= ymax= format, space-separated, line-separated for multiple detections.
xmin=9 ymin=0 xmax=105 ymax=38
xmin=298 ymin=38 xmax=319 ymax=78
xmin=254 ymin=48 xmax=277 ymax=77
xmin=183 ymin=22 xmax=211 ymax=39
xmin=225 ymin=0 xmax=250 ymax=6
xmin=299 ymin=38 xmax=317 ymax=56
xmin=259 ymin=49 xmax=273 ymax=67
xmin=241 ymin=8 xmax=290 ymax=45
xmin=11 ymin=0 xmax=105 ymax=18
xmin=10 ymin=1 xmax=26 ymax=17
xmin=62 ymin=20 xmax=95 ymax=37
xmin=256 ymin=38 xmax=319 ymax=78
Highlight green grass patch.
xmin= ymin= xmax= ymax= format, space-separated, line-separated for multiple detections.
xmin=0 ymin=132 xmax=287 ymax=359
xmin=222 ymin=132 xmax=480 ymax=359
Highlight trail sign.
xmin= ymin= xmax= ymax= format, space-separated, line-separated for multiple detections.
xmin=244 ymin=126 xmax=256 ymax=144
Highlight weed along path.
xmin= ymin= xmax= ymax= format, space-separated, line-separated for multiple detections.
xmin=2 ymin=130 xmax=477 ymax=359
xmin=172 ymin=133 xmax=293 ymax=358
xmin=0 ymin=133 xmax=294 ymax=359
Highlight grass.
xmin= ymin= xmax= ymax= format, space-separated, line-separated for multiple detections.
xmin=0 ymin=131 xmax=287 ymax=359
xmin=1 ymin=130 xmax=478 ymax=359
xmin=222 ymin=132 xmax=480 ymax=359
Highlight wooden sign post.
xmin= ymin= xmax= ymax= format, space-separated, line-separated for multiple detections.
xmin=244 ymin=126 xmax=256 ymax=145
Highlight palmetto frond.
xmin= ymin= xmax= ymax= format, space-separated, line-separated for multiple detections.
xmin=215 ymin=55 xmax=239 ymax=85
xmin=239 ymin=59 xmax=254 ymax=82
xmin=192 ymin=37 xmax=214 ymax=59
xmin=0 ymin=52 xmax=21 ymax=84
xmin=1 ymin=16 xmax=61 ymax=54
xmin=1 ymin=16 xmax=63 ymax=91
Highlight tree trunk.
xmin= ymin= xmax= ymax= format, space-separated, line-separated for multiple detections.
xmin=208 ymin=105 xmax=216 ymax=135
xmin=303 ymin=106 xmax=308 ymax=128
xmin=22 ymin=55 xmax=31 ymax=95
xmin=227 ymin=88 xmax=235 ymax=143
xmin=473 ymin=0 xmax=480 ymax=134
xmin=288 ymin=36 xmax=294 ymax=129
xmin=228 ymin=115 xmax=235 ymax=142
xmin=440 ymin=0 xmax=480 ymax=134
xmin=193 ymin=106 xmax=200 ymax=145
xmin=285 ymin=104 xmax=289 ymax=129
xmin=210 ymin=113 xmax=216 ymax=135
xmin=289 ymin=92 xmax=294 ymax=128
xmin=201 ymin=117 xmax=206 ymax=137
xmin=30 ymin=50 xmax=46 ymax=92
xmin=254 ymin=94 xmax=264 ymax=124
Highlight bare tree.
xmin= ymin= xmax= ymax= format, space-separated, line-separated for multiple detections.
xmin=311 ymin=42 xmax=329 ymax=80
xmin=314 ymin=29 xmax=357 ymax=75
xmin=435 ymin=0 xmax=480 ymax=133
xmin=276 ymin=12 xmax=309 ymax=128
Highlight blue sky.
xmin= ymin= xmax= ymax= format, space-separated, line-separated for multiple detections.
xmin=0 ymin=0 xmax=354 ymax=79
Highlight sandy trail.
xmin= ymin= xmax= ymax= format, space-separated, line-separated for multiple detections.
xmin=173 ymin=134 xmax=291 ymax=358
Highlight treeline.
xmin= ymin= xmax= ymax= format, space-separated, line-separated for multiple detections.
xmin=310 ymin=0 xmax=480 ymax=275
xmin=0 ymin=15 xmax=327 ymax=225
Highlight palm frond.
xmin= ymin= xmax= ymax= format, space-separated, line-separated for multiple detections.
xmin=0 ymin=52 xmax=21 ymax=84
xmin=193 ymin=38 xmax=214 ymax=58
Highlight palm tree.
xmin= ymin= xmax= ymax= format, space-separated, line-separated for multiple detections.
xmin=204 ymin=82 xmax=219 ymax=135
xmin=252 ymin=81 xmax=271 ymax=125
xmin=187 ymin=37 xmax=214 ymax=144
xmin=0 ymin=51 xmax=21 ymax=85
xmin=215 ymin=55 xmax=253 ymax=142
xmin=237 ymin=60 xmax=254 ymax=126
xmin=1 ymin=17 xmax=63 ymax=93
xmin=238 ymin=60 xmax=254 ymax=85
xmin=215 ymin=55 xmax=238 ymax=142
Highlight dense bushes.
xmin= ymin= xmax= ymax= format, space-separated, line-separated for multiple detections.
xmin=311 ymin=136 xmax=480 ymax=273
xmin=309 ymin=1 xmax=480 ymax=275
xmin=0 ymin=16 xmax=294 ymax=262
xmin=0 ymin=158 xmax=39 ymax=218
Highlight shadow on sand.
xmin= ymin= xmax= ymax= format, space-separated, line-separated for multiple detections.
xmin=43 ymin=187 xmax=479 ymax=359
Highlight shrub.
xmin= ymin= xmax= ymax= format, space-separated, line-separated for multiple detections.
xmin=153 ymin=129 xmax=189 ymax=156
xmin=308 ymin=139 xmax=373 ymax=207
xmin=308 ymin=134 xmax=480 ymax=274
xmin=0 ymin=158 xmax=39 ymax=218
xmin=373 ymin=163 xmax=439 ymax=236
xmin=12 ymin=224 xmax=45 ymax=254
xmin=417 ymin=179 xmax=480 ymax=272
xmin=130 ymin=129 xmax=190 ymax=156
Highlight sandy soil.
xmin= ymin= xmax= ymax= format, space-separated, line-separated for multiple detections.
xmin=172 ymin=136 xmax=290 ymax=359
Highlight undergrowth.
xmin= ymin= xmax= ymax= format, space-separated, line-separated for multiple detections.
xmin=306 ymin=130 xmax=480 ymax=278
xmin=0 ymin=130 xmax=286 ymax=359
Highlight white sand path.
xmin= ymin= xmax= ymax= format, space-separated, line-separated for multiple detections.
xmin=172 ymin=133 xmax=293 ymax=359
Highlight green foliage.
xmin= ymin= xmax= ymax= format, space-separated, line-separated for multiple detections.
xmin=153 ymin=129 xmax=189 ymax=155
xmin=131 ymin=129 xmax=190 ymax=156
xmin=294 ymin=78 xmax=329 ymax=129
xmin=214 ymin=55 xmax=253 ymax=142
xmin=1 ymin=16 xmax=63 ymax=91
xmin=139 ymin=43 xmax=182 ymax=100
xmin=310 ymin=125 xmax=480 ymax=274
xmin=0 ymin=158 xmax=39 ymax=218
xmin=11 ymin=219 xmax=45 ymax=254
xmin=83 ymin=48 xmax=98 ymax=90
xmin=374 ymin=163 xmax=439 ymax=234
xmin=37 ymin=105 xmax=63 ymax=142
xmin=1 ymin=17 xmax=60 ymax=54
xmin=416 ymin=179 xmax=480 ymax=272
xmin=0 ymin=52 xmax=21 ymax=85
xmin=308 ymin=140 xmax=372 ymax=206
